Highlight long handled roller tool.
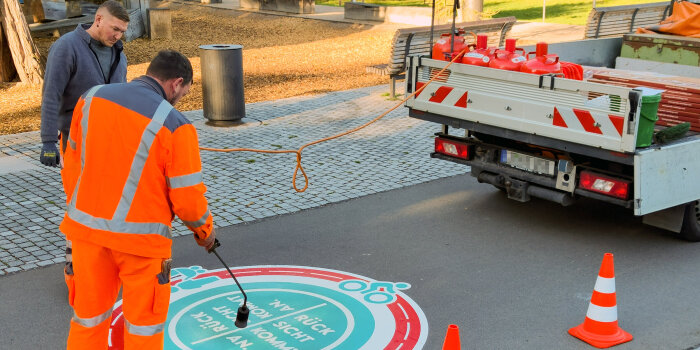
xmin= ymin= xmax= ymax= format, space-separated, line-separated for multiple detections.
xmin=208 ymin=239 xmax=249 ymax=328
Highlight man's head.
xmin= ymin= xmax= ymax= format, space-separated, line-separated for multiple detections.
xmin=146 ymin=50 xmax=194 ymax=106
xmin=88 ymin=0 xmax=129 ymax=47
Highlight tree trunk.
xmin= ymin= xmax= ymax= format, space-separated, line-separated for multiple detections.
xmin=0 ymin=16 xmax=16 ymax=82
xmin=460 ymin=0 xmax=483 ymax=21
xmin=0 ymin=0 xmax=44 ymax=85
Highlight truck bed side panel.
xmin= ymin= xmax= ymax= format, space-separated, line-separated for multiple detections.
xmin=634 ymin=135 xmax=700 ymax=215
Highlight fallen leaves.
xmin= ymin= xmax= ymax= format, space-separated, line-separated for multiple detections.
xmin=1 ymin=3 xmax=394 ymax=135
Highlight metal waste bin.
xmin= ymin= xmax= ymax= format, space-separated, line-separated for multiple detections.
xmin=199 ymin=44 xmax=245 ymax=125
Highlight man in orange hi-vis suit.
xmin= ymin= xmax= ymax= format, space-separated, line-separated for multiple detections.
xmin=60 ymin=50 xmax=216 ymax=349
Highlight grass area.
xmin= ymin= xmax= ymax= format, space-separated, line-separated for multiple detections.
xmin=316 ymin=0 xmax=664 ymax=25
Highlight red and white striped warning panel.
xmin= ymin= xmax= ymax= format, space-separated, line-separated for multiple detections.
xmin=552 ymin=107 xmax=625 ymax=137
xmin=415 ymin=82 xmax=469 ymax=108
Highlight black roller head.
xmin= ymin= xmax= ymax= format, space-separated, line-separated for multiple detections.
xmin=235 ymin=305 xmax=249 ymax=328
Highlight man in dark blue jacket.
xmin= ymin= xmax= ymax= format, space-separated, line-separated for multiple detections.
xmin=39 ymin=0 xmax=129 ymax=167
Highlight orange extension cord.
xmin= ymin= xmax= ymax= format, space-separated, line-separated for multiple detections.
xmin=199 ymin=45 xmax=470 ymax=193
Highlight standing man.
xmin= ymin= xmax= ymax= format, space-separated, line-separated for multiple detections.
xmin=40 ymin=0 xmax=129 ymax=166
xmin=39 ymin=0 xmax=129 ymax=288
xmin=61 ymin=50 xmax=216 ymax=349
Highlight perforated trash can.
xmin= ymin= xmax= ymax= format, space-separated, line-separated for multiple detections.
xmin=199 ymin=44 xmax=245 ymax=125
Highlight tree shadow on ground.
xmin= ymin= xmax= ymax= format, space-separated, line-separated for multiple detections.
xmin=493 ymin=2 xmax=592 ymax=23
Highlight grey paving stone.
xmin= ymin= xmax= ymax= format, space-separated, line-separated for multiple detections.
xmin=19 ymin=255 xmax=37 ymax=262
xmin=7 ymin=260 xmax=23 ymax=267
xmin=37 ymin=260 xmax=54 ymax=267
xmin=13 ymin=251 xmax=29 ymax=257
xmin=20 ymin=263 xmax=38 ymax=270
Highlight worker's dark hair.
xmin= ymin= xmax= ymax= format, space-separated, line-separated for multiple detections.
xmin=98 ymin=0 xmax=130 ymax=23
xmin=147 ymin=50 xmax=193 ymax=85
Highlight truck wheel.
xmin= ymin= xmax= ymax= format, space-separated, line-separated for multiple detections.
xmin=680 ymin=200 xmax=700 ymax=242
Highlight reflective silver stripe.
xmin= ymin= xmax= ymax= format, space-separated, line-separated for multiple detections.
xmin=586 ymin=304 xmax=618 ymax=323
xmin=593 ymin=276 xmax=615 ymax=294
xmin=68 ymin=137 xmax=77 ymax=150
xmin=167 ymin=172 xmax=203 ymax=189
xmin=72 ymin=307 xmax=112 ymax=328
xmin=125 ymin=318 xmax=165 ymax=336
xmin=67 ymin=205 xmax=172 ymax=238
xmin=113 ymin=100 xmax=173 ymax=220
xmin=69 ymin=85 xmax=101 ymax=206
xmin=183 ymin=209 xmax=210 ymax=229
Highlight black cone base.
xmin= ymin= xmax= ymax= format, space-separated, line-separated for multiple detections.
xmin=235 ymin=305 xmax=249 ymax=328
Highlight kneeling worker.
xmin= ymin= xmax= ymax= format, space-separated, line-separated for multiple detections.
xmin=60 ymin=50 xmax=216 ymax=349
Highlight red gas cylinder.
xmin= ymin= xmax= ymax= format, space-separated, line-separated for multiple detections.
xmin=520 ymin=42 xmax=562 ymax=75
xmin=432 ymin=31 xmax=469 ymax=61
xmin=489 ymin=38 xmax=526 ymax=71
xmin=461 ymin=34 xmax=492 ymax=67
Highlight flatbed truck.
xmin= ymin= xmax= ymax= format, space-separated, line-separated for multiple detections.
xmin=405 ymin=37 xmax=700 ymax=241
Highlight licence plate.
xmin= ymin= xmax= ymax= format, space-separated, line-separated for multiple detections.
xmin=500 ymin=150 xmax=555 ymax=176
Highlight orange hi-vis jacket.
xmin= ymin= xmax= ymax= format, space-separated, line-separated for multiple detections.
xmin=60 ymin=76 xmax=213 ymax=258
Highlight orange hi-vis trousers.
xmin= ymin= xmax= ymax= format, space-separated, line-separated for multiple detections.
xmin=66 ymin=239 xmax=170 ymax=349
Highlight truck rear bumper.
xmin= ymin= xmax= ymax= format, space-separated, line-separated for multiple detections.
xmin=431 ymin=151 xmax=634 ymax=209
xmin=412 ymin=109 xmax=634 ymax=165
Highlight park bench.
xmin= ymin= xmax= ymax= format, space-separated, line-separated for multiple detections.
xmin=582 ymin=1 xmax=700 ymax=39
xmin=366 ymin=16 xmax=517 ymax=97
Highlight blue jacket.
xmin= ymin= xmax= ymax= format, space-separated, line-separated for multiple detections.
xmin=40 ymin=24 xmax=127 ymax=143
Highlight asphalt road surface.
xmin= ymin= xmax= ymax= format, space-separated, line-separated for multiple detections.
xmin=1 ymin=174 xmax=700 ymax=349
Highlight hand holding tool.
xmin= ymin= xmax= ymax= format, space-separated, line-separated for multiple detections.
xmin=195 ymin=229 xmax=217 ymax=252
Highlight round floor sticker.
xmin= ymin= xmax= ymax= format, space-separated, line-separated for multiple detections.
xmin=108 ymin=265 xmax=428 ymax=349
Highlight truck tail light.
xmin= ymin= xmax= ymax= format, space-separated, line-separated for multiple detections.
xmin=435 ymin=138 xmax=470 ymax=160
xmin=578 ymin=171 xmax=630 ymax=199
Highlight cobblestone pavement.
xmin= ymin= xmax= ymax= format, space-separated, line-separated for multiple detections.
xmin=0 ymin=85 xmax=467 ymax=275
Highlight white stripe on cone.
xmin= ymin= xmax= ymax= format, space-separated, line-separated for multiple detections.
xmin=593 ymin=276 xmax=616 ymax=294
xmin=586 ymin=304 xmax=618 ymax=323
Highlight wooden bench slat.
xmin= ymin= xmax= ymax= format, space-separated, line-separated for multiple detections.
xmin=586 ymin=13 xmax=666 ymax=26
xmin=366 ymin=64 xmax=390 ymax=75
xmin=589 ymin=12 xmax=667 ymax=21
xmin=585 ymin=22 xmax=668 ymax=36
xmin=585 ymin=19 xmax=668 ymax=32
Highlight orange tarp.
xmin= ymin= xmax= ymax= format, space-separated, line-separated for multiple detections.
xmin=636 ymin=1 xmax=700 ymax=38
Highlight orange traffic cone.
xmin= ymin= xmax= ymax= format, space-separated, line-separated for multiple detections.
xmin=442 ymin=324 xmax=461 ymax=350
xmin=569 ymin=253 xmax=633 ymax=348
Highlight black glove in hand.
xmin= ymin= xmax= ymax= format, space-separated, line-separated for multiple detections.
xmin=40 ymin=142 xmax=60 ymax=167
